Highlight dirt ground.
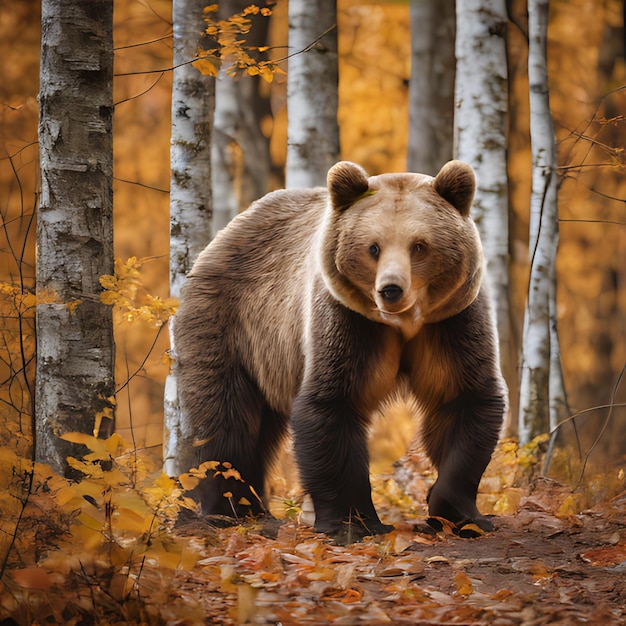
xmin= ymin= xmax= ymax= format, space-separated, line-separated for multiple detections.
xmin=170 ymin=478 xmax=626 ymax=625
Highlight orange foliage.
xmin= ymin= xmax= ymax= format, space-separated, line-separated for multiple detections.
xmin=0 ymin=1 xmax=624 ymax=620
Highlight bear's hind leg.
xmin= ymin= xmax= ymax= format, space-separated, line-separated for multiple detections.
xmin=186 ymin=369 xmax=289 ymax=520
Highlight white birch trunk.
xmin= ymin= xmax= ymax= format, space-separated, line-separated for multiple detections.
xmin=454 ymin=0 xmax=512 ymax=429
xmin=286 ymin=0 xmax=339 ymax=188
xmin=212 ymin=1 xmax=271 ymax=235
xmin=164 ymin=0 xmax=214 ymax=476
xmin=407 ymin=0 xmax=455 ymax=175
xmin=518 ymin=0 xmax=566 ymax=443
xmin=211 ymin=70 xmax=240 ymax=234
xmin=36 ymin=0 xmax=115 ymax=474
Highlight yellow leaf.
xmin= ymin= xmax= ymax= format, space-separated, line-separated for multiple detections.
xmin=99 ymin=275 xmax=118 ymax=290
xmin=148 ymin=541 xmax=183 ymax=570
xmin=73 ymin=520 xmax=104 ymax=550
xmin=454 ymin=571 xmax=473 ymax=596
xmin=105 ymin=432 xmax=126 ymax=457
xmin=100 ymin=290 xmax=120 ymax=305
xmin=66 ymin=299 xmax=82 ymax=314
xmin=200 ymin=456 xmax=220 ymax=472
xmin=155 ymin=473 xmax=178 ymax=496
xmin=556 ymin=494 xmax=580 ymax=518
xmin=192 ymin=57 xmax=219 ymax=77
xmin=102 ymin=467 xmax=130 ymax=486
xmin=179 ymin=473 xmax=200 ymax=490
xmin=238 ymin=497 xmax=251 ymax=506
xmin=35 ymin=288 xmax=59 ymax=305
xmin=77 ymin=509 xmax=105 ymax=531
xmin=62 ymin=432 xmax=109 ymax=457
xmin=180 ymin=545 xmax=200 ymax=570
xmin=113 ymin=506 xmax=149 ymax=533
xmin=221 ymin=468 xmax=242 ymax=481
xmin=66 ymin=456 xmax=104 ymax=479
xmin=223 ymin=491 xmax=233 ymax=498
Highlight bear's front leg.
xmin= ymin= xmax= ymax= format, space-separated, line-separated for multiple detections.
xmin=412 ymin=290 xmax=507 ymax=532
xmin=292 ymin=393 xmax=394 ymax=543
xmin=425 ymin=388 xmax=505 ymax=531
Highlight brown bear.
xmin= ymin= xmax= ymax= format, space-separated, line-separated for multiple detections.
xmin=173 ymin=160 xmax=507 ymax=542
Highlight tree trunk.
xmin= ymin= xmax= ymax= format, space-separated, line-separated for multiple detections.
xmin=212 ymin=0 xmax=272 ymax=235
xmin=164 ymin=0 xmax=215 ymax=475
xmin=454 ymin=0 xmax=513 ymax=430
xmin=407 ymin=0 xmax=455 ymax=175
xmin=286 ymin=0 xmax=339 ymax=188
xmin=518 ymin=0 xmax=566 ymax=443
xmin=36 ymin=0 xmax=115 ymax=474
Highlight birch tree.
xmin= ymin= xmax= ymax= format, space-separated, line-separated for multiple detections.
xmin=212 ymin=0 xmax=272 ymax=235
xmin=518 ymin=0 xmax=567 ymax=443
xmin=454 ymin=0 xmax=512 ymax=421
xmin=163 ymin=0 xmax=214 ymax=475
xmin=286 ymin=0 xmax=339 ymax=188
xmin=36 ymin=0 xmax=115 ymax=474
xmin=407 ymin=0 xmax=455 ymax=175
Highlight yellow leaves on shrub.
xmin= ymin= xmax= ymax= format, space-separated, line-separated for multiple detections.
xmin=100 ymin=257 xmax=178 ymax=327
xmin=194 ymin=3 xmax=278 ymax=82
xmin=24 ymin=433 xmax=203 ymax=586
xmin=0 ymin=281 xmax=82 ymax=317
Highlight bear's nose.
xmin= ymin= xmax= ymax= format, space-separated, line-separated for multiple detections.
xmin=379 ymin=284 xmax=403 ymax=304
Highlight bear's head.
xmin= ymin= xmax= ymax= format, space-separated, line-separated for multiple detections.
xmin=320 ymin=160 xmax=484 ymax=340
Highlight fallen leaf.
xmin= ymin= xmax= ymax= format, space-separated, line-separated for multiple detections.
xmin=11 ymin=567 xmax=55 ymax=590
xmin=580 ymin=542 xmax=626 ymax=567
xmin=454 ymin=570 xmax=473 ymax=596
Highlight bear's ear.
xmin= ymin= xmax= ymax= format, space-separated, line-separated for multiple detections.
xmin=433 ymin=160 xmax=476 ymax=217
xmin=327 ymin=161 xmax=371 ymax=211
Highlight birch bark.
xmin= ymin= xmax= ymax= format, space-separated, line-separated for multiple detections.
xmin=212 ymin=0 xmax=271 ymax=234
xmin=407 ymin=0 xmax=455 ymax=175
xmin=518 ymin=0 xmax=566 ymax=442
xmin=454 ymin=0 xmax=512 ymax=426
xmin=36 ymin=0 xmax=115 ymax=474
xmin=164 ymin=0 xmax=214 ymax=475
xmin=286 ymin=0 xmax=339 ymax=188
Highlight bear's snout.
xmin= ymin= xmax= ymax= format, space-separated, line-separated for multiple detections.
xmin=379 ymin=284 xmax=404 ymax=304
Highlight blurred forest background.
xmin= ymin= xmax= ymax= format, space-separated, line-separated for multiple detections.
xmin=1 ymin=0 xmax=624 ymax=468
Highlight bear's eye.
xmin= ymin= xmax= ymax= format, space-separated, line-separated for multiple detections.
xmin=368 ymin=243 xmax=380 ymax=260
xmin=412 ymin=241 xmax=426 ymax=256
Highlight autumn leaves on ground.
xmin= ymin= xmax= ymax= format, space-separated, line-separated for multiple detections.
xmin=1 ymin=431 xmax=625 ymax=625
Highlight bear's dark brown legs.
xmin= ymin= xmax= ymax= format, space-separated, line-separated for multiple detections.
xmin=424 ymin=387 xmax=504 ymax=531
xmin=185 ymin=367 xmax=290 ymax=520
xmin=292 ymin=395 xmax=394 ymax=542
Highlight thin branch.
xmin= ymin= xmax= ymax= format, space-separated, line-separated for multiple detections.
xmin=559 ymin=218 xmax=626 ymax=225
xmin=113 ymin=177 xmax=169 ymax=194
xmin=114 ymin=24 xmax=337 ymax=77
xmin=114 ymin=72 xmax=166 ymax=106
xmin=0 ymin=466 xmax=35 ymax=578
xmin=574 ymin=365 xmax=626 ymax=490
xmin=548 ymin=402 xmax=626 ymax=434
xmin=115 ymin=322 xmax=167 ymax=394
xmin=114 ymin=33 xmax=172 ymax=51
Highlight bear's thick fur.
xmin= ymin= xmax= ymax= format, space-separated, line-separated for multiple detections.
xmin=173 ymin=160 xmax=507 ymax=541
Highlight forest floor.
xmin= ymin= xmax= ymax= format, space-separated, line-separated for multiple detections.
xmin=1 ymin=438 xmax=625 ymax=625
xmin=169 ymin=476 xmax=626 ymax=625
